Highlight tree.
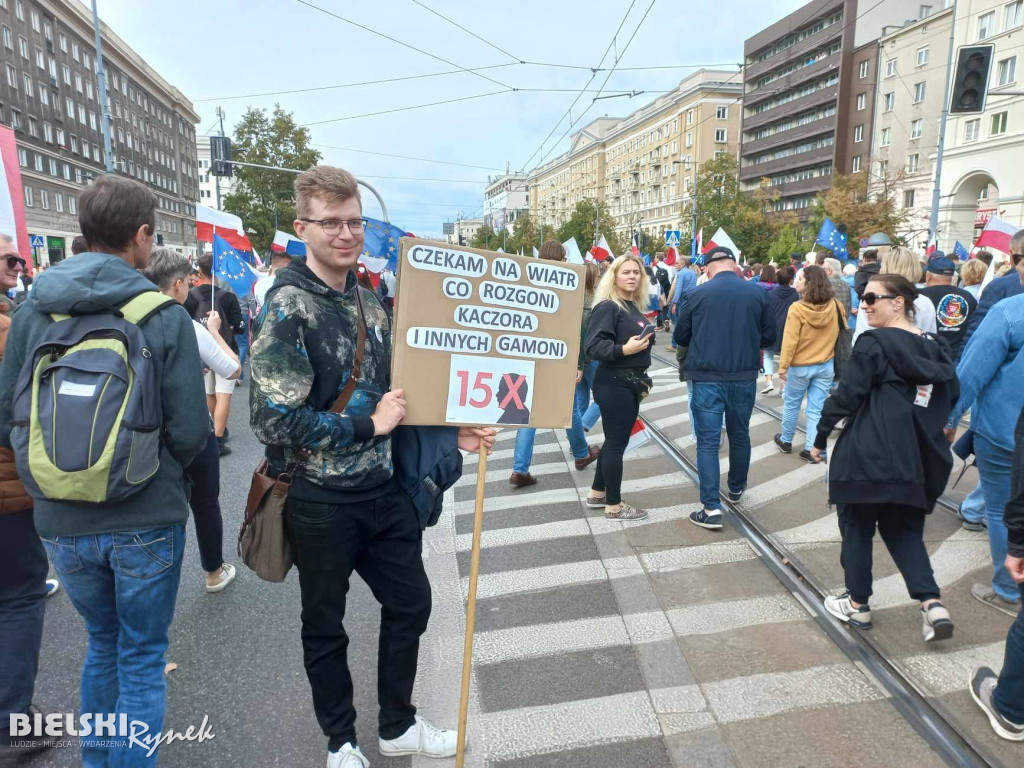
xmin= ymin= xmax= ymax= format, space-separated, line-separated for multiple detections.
xmin=556 ymin=200 xmax=623 ymax=255
xmin=469 ymin=223 xmax=497 ymax=250
xmin=810 ymin=170 xmax=909 ymax=251
xmin=507 ymin=213 xmax=541 ymax=255
xmin=222 ymin=105 xmax=321 ymax=257
xmin=767 ymin=223 xmax=814 ymax=263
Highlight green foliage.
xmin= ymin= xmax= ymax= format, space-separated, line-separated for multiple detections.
xmin=507 ymin=213 xmax=541 ymax=255
xmin=555 ymin=200 xmax=622 ymax=255
xmin=469 ymin=223 xmax=497 ymax=250
xmin=221 ymin=105 xmax=321 ymax=257
xmin=767 ymin=223 xmax=814 ymax=263
xmin=809 ymin=171 xmax=909 ymax=251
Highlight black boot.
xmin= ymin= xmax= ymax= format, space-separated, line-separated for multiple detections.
xmin=217 ymin=436 xmax=232 ymax=456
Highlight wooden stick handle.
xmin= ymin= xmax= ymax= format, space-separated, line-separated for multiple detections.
xmin=455 ymin=444 xmax=487 ymax=767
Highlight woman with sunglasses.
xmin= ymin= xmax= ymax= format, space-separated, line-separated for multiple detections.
xmin=812 ymin=274 xmax=958 ymax=643
xmin=852 ymin=246 xmax=936 ymax=345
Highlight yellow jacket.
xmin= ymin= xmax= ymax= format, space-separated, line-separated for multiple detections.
xmin=778 ymin=299 xmax=846 ymax=375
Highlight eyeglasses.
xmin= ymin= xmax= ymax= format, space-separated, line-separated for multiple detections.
xmin=861 ymin=292 xmax=898 ymax=306
xmin=300 ymin=218 xmax=366 ymax=236
xmin=4 ymin=255 xmax=26 ymax=270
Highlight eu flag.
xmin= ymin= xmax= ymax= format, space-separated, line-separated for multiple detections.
xmin=815 ymin=217 xmax=848 ymax=259
xmin=212 ymin=234 xmax=260 ymax=298
xmin=953 ymin=241 xmax=970 ymax=261
xmin=363 ymin=217 xmax=410 ymax=272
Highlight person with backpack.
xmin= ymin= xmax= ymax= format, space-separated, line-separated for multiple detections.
xmin=0 ymin=176 xmax=209 ymax=765
xmin=186 ymin=253 xmax=246 ymax=456
xmin=813 ymin=274 xmax=957 ymax=643
xmin=249 ymin=166 xmax=493 ymax=768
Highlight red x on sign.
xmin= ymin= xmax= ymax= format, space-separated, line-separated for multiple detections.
xmin=498 ymin=373 xmax=527 ymax=409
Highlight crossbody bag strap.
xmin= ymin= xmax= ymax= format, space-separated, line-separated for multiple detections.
xmin=329 ymin=286 xmax=367 ymax=414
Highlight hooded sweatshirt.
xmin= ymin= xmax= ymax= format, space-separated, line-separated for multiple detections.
xmin=814 ymin=328 xmax=958 ymax=512
xmin=0 ymin=252 xmax=209 ymax=537
xmin=778 ymin=300 xmax=845 ymax=375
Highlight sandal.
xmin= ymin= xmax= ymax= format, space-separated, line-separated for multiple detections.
xmin=585 ymin=494 xmax=606 ymax=508
xmin=605 ymin=502 xmax=648 ymax=521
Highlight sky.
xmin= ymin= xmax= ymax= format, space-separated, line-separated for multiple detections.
xmin=85 ymin=0 xmax=808 ymax=237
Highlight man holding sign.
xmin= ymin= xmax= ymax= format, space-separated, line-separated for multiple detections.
xmin=249 ymin=166 xmax=492 ymax=768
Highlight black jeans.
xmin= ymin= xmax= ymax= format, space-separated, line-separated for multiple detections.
xmin=591 ymin=366 xmax=642 ymax=505
xmin=285 ymin=485 xmax=432 ymax=749
xmin=185 ymin=430 xmax=224 ymax=573
xmin=837 ymin=503 xmax=940 ymax=605
xmin=0 ymin=509 xmax=47 ymax=729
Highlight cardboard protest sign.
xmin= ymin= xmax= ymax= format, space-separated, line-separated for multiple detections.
xmin=391 ymin=237 xmax=586 ymax=428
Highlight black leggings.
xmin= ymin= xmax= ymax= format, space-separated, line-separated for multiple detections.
xmin=184 ymin=430 xmax=225 ymax=573
xmin=837 ymin=503 xmax=940 ymax=605
xmin=591 ymin=366 xmax=642 ymax=505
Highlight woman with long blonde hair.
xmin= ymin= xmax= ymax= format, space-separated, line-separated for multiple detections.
xmin=852 ymin=246 xmax=937 ymax=344
xmin=582 ymin=255 xmax=654 ymax=520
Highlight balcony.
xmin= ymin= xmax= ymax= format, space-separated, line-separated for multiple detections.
xmin=740 ymin=144 xmax=834 ymax=180
xmin=741 ymin=85 xmax=839 ymax=131
xmin=745 ymin=22 xmax=843 ymax=82
xmin=764 ymin=175 xmax=832 ymax=199
xmin=741 ymin=116 xmax=836 ymax=156
xmin=745 ymin=52 xmax=841 ymax=105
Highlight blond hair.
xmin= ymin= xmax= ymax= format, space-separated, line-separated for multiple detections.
xmin=594 ymin=255 xmax=649 ymax=313
xmin=294 ymin=165 xmax=361 ymax=219
xmin=960 ymin=259 xmax=986 ymax=286
xmin=882 ymin=246 xmax=924 ymax=283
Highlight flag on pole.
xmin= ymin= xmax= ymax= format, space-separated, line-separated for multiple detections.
xmin=924 ymin=235 xmax=937 ymax=258
xmin=625 ymin=418 xmax=650 ymax=455
xmin=815 ymin=217 xmax=848 ymax=258
xmin=358 ymin=255 xmax=389 ymax=289
xmin=953 ymin=241 xmax=970 ymax=261
xmin=272 ymin=229 xmax=306 ymax=256
xmin=363 ymin=216 xmax=410 ymax=272
xmin=532 ymin=246 xmax=540 ymax=258
xmin=974 ymin=216 xmax=1017 ymax=254
xmin=631 ymin=232 xmax=640 ymax=256
xmin=701 ymin=227 xmax=741 ymax=258
xmin=590 ymin=235 xmax=612 ymax=262
xmin=0 ymin=125 xmax=31 ymax=266
xmin=212 ymin=234 xmax=260 ymax=297
xmin=696 ymin=228 xmax=703 ymax=256
xmin=663 ymin=246 xmax=677 ymax=267
xmin=562 ymin=237 xmax=584 ymax=264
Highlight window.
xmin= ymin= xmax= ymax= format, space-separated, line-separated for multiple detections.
xmin=714 ymin=128 xmax=727 ymax=143
xmin=32 ymin=153 xmax=41 ymax=171
xmin=907 ymin=153 xmax=920 ymax=173
xmin=914 ymin=82 xmax=926 ymax=102
xmin=23 ymin=74 xmax=31 ymax=95
xmin=42 ymin=21 xmax=50 ymax=41
xmin=74 ymin=168 xmax=83 ymax=184
xmin=879 ymin=159 xmax=889 ymax=174
xmin=0 ymin=26 xmax=9 ymax=50
xmin=911 ymin=118 xmax=923 ymax=138
xmin=991 ymin=111 xmax=1008 ymax=135
xmin=83 ymin=53 xmax=90 ymax=71
xmin=686 ymin=109 xmax=694 ymax=125
xmin=859 ymin=60 xmax=869 ymax=78
xmin=55 ymin=127 xmax=63 ymax=144
xmin=5 ymin=64 xmax=16 ymax=88
xmin=48 ymin=158 xmax=56 ymax=176
xmin=23 ymin=186 xmax=32 ymax=208
xmin=852 ymin=156 xmax=861 ymax=173
xmin=30 ymin=11 xmax=39 ymax=33
xmin=54 ymin=192 xmax=63 ymax=212
xmin=65 ymin=97 xmax=74 ymax=118
xmin=1006 ymin=1 xmax=1023 ymax=29
xmin=62 ymin=162 xmax=69 ymax=180
xmin=88 ymin=111 xmax=96 ymax=130
xmin=27 ymin=116 xmax=36 ymax=136
xmin=854 ymin=124 xmax=864 ymax=142
xmin=40 ymin=190 xmax=48 ymax=210
xmin=685 ymin=132 xmax=693 ymax=147
xmin=716 ymin=105 xmax=728 ymax=119
xmin=920 ymin=4 xmax=932 ymax=16
xmin=18 ymin=34 xmax=27 ymax=58
xmin=68 ymin=196 xmax=76 ymax=215
xmin=38 ymin=83 xmax=48 ymax=105
xmin=62 ymin=65 xmax=71 ymax=85
xmin=17 ymin=148 xmax=26 ymax=167
xmin=72 ymin=43 xmax=79 ymax=61
xmin=998 ymin=56 xmax=1017 ymax=85
xmin=885 ymin=59 xmax=898 ymax=78
xmin=881 ymin=127 xmax=892 ymax=146
xmin=59 ymin=33 xmax=67 ymax=52
xmin=78 ymin=105 xmax=85 ymax=124
xmin=856 ymin=93 xmax=866 ymax=110
xmin=86 ymin=81 xmax=93 ymax=100
xmin=43 ymin=122 xmax=52 ymax=142
xmin=978 ymin=11 xmax=995 ymax=40
xmin=35 ymin=46 xmax=43 ymax=68
xmin=903 ymin=190 xmax=915 ymax=208
xmin=964 ymin=118 xmax=980 ymax=142
xmin=74 ymin=73 xmax=82 ymax=93
xmin=70 ymin=134 xmax=77 ymax=153
xmin=917 ymin=47 xmax=929 ymax=67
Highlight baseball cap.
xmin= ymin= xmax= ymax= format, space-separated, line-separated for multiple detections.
xmin=705 ymin=246 xmax=736 ymax=263
xmin=926 ymin=254 xmax=956 ymax=275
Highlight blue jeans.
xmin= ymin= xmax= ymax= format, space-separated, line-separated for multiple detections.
xmin=235 ymin=331 xmax=249 ymax=381
xmin=514 ymin=362 xmax=595 ymax=471
xmin=994 ymin=582 xmax=1024 ymax=724
xmin=974 ymin=436 xmax=1017 ymax=601
xmin=690 ymin=380 xmax=757 ymax=510
xmin=43 ymin=525 xmax=186 ymax=767
xmin=960 ymin=480 xmax=986 ymax=524
xmin=781 ymin=360 xmax=834 ymax=452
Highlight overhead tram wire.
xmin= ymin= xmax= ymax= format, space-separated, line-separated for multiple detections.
xmin=301 ymin=90 xmax=513 ymax=126
xmin=409 ymin=0 xmax=520 ymax=63
xmin=311 ymin=145 xmax=504 ymax=172
xmin=291 ymin=0 xmax=513 ymax=90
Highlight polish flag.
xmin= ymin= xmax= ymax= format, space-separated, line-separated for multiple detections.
xmin=562 ymin=236 xmax=584 ymax=264
xmin=625 ymin=418 xmax=650 ymax=455
xmin=701 ymin=227 xmax=741 ymax=258
xmin=664 ymin=246 xmax=677 ymax=267
xmin=924 ymin=236 xmax=937 ymax=257
xmin=358 ymin=254 xmax=388 ymax=289
xmin=631 ymin=232 xmax=640 ymax=256
xmin=696 ymin=228 xmax=703 ymax=256
xmin=272 ymin=229 xmax=306 ymax=255
xmin=974 ymin=216 xmax=1017 ymax=255
xmin=0 ymin=125 xmax=31 ymax=266
xmin=590 ymin=235 xmax=612 ymax=262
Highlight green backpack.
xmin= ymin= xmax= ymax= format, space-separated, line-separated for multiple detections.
xmin=10 ymin=291 xmax=176 ymax=504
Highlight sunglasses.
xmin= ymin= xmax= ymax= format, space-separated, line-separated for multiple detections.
xmin=861 ymin=292 xmax=898 ymax=306
xmin=4 ymin=255 xmax=26 ymax=270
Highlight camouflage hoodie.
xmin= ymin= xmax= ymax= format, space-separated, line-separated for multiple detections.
xmin=249 ymin=259 xmax=393 ymax=494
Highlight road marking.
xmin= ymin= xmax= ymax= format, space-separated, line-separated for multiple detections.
xmin=666 ymin=593 xmax=807 ymax=636
xmin=473 ymin=614 xmax=633 ymax=665
xmin=641 ymin=540 xmax=755 ymax=572
xmin=900 ymin=642 xmax=1007 ymax=695
xmin=454 ymin=487 xmax=579 ymax=514
xmin=454 ymin=518 xmax=592 ymax=552
xmin=465 ymin=559 xmax=609 ymax=600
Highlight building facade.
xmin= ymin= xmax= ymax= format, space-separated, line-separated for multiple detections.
xmin=739 ymin=0 xmax=923 ymax=218
xmin=443 ymin=217 xmax=484 ymax=245
xmin=528 ymin=70 xmax=743 ymax=243
xmin=483 ymin=172 xmax=528 ymax=233
xmin=196 ymin=134 xmax=235 ymax=209
xmin=0 ymin=0 xmax=200 ymax=264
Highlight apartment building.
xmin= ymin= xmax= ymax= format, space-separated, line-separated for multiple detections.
xmin=528 ymin=70 xmax=742 ymax=243
xmin=483 ymin=171 xmax=528 ymax=233
xmin=443 ymin=217 xmax=484 ymax=245
xmin=0 ymin=0 xmax=200 ymax=263
xmin=740 ymin=0 xmax=923 ymax=219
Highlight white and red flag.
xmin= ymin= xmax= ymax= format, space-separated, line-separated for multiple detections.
xmin=590 ymin=235 xmax=612 ymax=262
xmin=631 ymin=231 xmax=640 ymax=256
xmin=974 ymin=216 xmax=1017 ymax=255
xmin=701 ymin=227 xmax=741 ymax=258
xmin=0 ymin=125 xmax=31 ymax=266
xmin=625 ymin=418 xmax=650 ymax=454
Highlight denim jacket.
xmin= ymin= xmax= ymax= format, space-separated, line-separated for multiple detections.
xmin=948 ymin=293 xmax=1024 ymax=452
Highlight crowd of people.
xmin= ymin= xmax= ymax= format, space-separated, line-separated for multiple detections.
xmin=0 ymin=167 xmax=1022 ymax=768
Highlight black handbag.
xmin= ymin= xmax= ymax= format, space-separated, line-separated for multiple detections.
xmin=832 ymin=300 xmax=853 ymax=379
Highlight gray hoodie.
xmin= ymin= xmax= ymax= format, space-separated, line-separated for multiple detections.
xmin=0 ymin=252 xmax=209 ymax=537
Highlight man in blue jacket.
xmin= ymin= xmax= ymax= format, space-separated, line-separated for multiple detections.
xmin=963 ymin=229 xmax=1024 ymax=346
xmin=674 ymin=247 xmax=776 ymax=530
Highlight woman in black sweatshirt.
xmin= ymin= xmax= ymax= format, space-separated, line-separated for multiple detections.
xmin=583 ymin=255 xmax=653 ymax=520
xmin=812 ymin=274 xmax=958 ymax=644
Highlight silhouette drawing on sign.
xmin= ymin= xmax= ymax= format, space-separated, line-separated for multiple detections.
xmin=496 ymin=373 xmax=530 ymax=425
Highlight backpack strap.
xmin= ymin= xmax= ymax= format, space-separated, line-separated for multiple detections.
xmin=119 ymin=292 xmax=177 ymax=326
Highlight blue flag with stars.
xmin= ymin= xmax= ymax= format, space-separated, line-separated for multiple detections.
xmin=815 ymin=217 xmax=848 ymax=259
xmin=212 ymin=234 xmax=260 ymax=298
xmin=363 ymin=216 xmax=410 ymax=272
xmin=953 ymin=241 xmax=970 ymax=261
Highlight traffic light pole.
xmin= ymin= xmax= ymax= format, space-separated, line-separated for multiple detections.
xmin=215 ymin=107 xmax=226 ymax=211
xmin=928 ymin=0 xmax=959 ymax=245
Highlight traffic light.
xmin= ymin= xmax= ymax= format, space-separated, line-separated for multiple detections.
xmin=949 ymin=45 xmax=994 ymax=114
xmin=209 ymin=136 xmax=233 ymax=177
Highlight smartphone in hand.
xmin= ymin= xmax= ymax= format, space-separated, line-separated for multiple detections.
xmin=638 ymin=323 xmax=657 ymax=340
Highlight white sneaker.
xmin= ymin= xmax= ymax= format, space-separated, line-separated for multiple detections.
xmin=205 ymin=563 xmax=237 ymax=593
xmin=327 ymin=743 xmax=369 ymax=768
xmin=379 ymin=715 xmax=458 ymax=758
xmin=760 ymin=384 xmax=775 ymax=395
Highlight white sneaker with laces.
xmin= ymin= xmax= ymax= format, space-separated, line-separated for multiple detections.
xmin=379 ymin=715 xmax=458 ymax=758
xmin=327 ymin=742 xmax=369 ymax=768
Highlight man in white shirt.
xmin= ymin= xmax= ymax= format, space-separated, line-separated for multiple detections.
xmin=254 ymin=251 xmax=293 ymax=312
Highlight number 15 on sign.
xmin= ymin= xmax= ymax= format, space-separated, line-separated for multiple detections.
xmin=445 ymin=354 xmax=536 ymax=426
